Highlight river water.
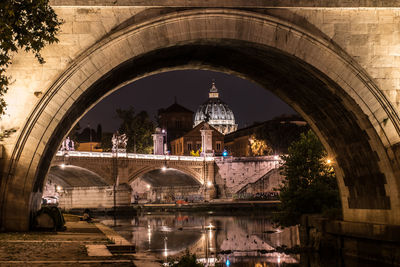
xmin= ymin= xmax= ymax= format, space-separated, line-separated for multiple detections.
xmin=101 ymin=212 xmax=300 ymax=266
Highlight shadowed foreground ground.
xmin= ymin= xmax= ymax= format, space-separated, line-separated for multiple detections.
xmin=0 ymin=214 xmax=160 ymax=266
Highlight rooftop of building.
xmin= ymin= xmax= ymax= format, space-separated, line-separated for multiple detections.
xmin=159 ymin=100 xmax=194 ymax=114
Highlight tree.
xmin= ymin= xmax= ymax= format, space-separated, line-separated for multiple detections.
xmin=190 ymin=148 xmax=201 ymax=157
xmin=116 ymin=107 xmax=155 ymax=154
xmin=167 ymin=250 xmax=203 ymax=267
xmin=100 ymin=132 xmax=113 ymax=152
xmin=96 ymin=124 xmax=102 ymax=142
xmin=275 ymin=130 xmax=341 ymax=227
xmin=100 ymin=132 xmax=113 ymax=151
xmin=249 ymin=135 xmax=272 ymax=156
xmin=0 ymin=0 xmax=62 ymax=115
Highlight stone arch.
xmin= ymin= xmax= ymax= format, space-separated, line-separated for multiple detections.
xmin=127 ymin=165 xmax=204 ymax=185
xmin=2 ymin=8 xmax=400 ymax=230
xmin=49 ymin=158 xmax=114 ymax=185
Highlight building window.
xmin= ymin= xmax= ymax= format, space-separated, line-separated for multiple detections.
xmin=187 ymin=142 xmax=192 ymax=151
xmin=196 ymin=142 xmax=201 ymax=150
xmin=216 ymin=141 xmax=221 ymax=151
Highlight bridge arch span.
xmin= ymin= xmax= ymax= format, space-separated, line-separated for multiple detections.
xmin=2 ymin=8 xmax=400 ymax=230
xmin=50 ymin=158 xmax=115 ymax=185
xmin=127 ymin=165 xmax=204 ymax=186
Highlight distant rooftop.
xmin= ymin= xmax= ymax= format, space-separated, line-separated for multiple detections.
xmin=161 ymin=102 xmax=194 ymax=114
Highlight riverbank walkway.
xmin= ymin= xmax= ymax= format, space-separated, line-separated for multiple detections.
xmin=0 ymin=214 xmax=161 ymax=266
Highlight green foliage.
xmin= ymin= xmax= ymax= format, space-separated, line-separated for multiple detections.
xmin=275 ymin=130 xmax=341 ymax=227
xmin=167 ymin=250 xmax=203 ymax=267
xmin=0 ymin=128 xmax=16 ymax=141
xmin=0 ymin=0 xmax=62 ymax=116
xmin=190 ymin=148 xmax=201 ymax=157
xmin=249 ymin=135 xmax=272 ymax=156
xmin=116 ymin=107 xmax=155 ymax=153
xmin=101 ymin=132 xmax=113 ymax=151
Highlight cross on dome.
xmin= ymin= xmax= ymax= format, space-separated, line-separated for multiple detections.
xmin=209 ymin=80 xmax=219 ymax=98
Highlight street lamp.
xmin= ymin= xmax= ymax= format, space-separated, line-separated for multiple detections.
xmin=111 ymin=131 xmax=128 ymax=226
xmin=162 ymin=129 xmax=168 ymax=155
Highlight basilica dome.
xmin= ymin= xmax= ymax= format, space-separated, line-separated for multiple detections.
xmin=194 ymin=82 xmax=238 ymax=135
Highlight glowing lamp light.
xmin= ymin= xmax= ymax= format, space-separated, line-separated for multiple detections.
xmin=326 ymin=159 xmax=332 ymax=164
xmin=56 ymin=185 xmax=63 ymax=192
xmin=222 ymin=150 xmax=228 ymax=157
xmin=60 ymin=163 xmax=65 ymax=169
xmin=207 ymin=181 xmax=212 ymax=187
xmin=226 ymin=259 xmax=231 ymax=266
xmin=146 ymin=184 xmax=151 ymax=189
xmin=161 ymin=166 xmax=167 ymax=171
xmin=273 ymin=155 xmax=279 ymax=160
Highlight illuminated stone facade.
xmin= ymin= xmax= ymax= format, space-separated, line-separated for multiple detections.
xmin=170 ymin=122 xmax=224 ymax=156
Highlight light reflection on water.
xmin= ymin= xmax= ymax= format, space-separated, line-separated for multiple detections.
xmin=101 ymin=213 xmax=299 ymax=266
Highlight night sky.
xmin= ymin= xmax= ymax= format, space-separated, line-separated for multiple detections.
xmin=78 ymin=70 xmax=296 ymax=133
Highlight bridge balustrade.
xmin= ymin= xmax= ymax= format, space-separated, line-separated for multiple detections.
xmin=56 ymin=150 xmax=215 ymax=161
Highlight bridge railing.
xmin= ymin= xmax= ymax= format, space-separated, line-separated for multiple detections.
xmin=56 ymin=151 xmax=215 ymax=161
xmin=214 ymin=155 xmax=284 ymax=162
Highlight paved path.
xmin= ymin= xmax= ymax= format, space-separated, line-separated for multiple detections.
xmin=95 ymin=223 xmax=131 ymax=245
xmin=0 ymin=214 xmax=162 ymax=266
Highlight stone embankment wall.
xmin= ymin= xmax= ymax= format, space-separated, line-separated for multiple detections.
xmin=59 ymin=185 xmax=131 ymax=209
xmin=237 ymin=169 xmax=283 ymax=195
xmin=214 ymin=157 xmax=282 ymax=197
xmin=300 ymin=215 xmax=400 ymax=265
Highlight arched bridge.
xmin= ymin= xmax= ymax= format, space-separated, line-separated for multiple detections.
xmin=52 ymin=151 xmax=215 ymax=186
xmin=1 ymin=0 xmax=400 ymax=242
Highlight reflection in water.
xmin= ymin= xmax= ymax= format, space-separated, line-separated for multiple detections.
xmin=101 ymin=213 xmax=299 ymax=266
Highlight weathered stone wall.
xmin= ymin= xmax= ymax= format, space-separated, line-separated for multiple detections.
xmin=214 ymin=157 xmax=280 ymax=196
xmin=3 ymin=5 xmax=400 ymax=146
xmin=237 ymin=169 xmax=283 ymax=195
xmin=300 ymin=215 xmax=400 ymax=265
xmin=1 ymin=2 xmax=400 ymax=230
xmin=58 ymin=185 xmax=131 ymax=209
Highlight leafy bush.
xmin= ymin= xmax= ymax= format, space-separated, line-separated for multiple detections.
xmin=274 ymin=130 xmax=341 ymax=227
xmin=166 ymin=250 xmax=203 ymax=267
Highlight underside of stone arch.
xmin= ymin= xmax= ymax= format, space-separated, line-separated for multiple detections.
xmin=136 ymin=168 xmax=202 ymax=187
xmin=126 ymin=164 xmax=205 ymax=185
xmin=1 ymin=8 xmax=400 ymax=230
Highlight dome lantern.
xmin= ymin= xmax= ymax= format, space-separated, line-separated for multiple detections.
xmin=209 ymin=81 xmax=219 ymax=99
